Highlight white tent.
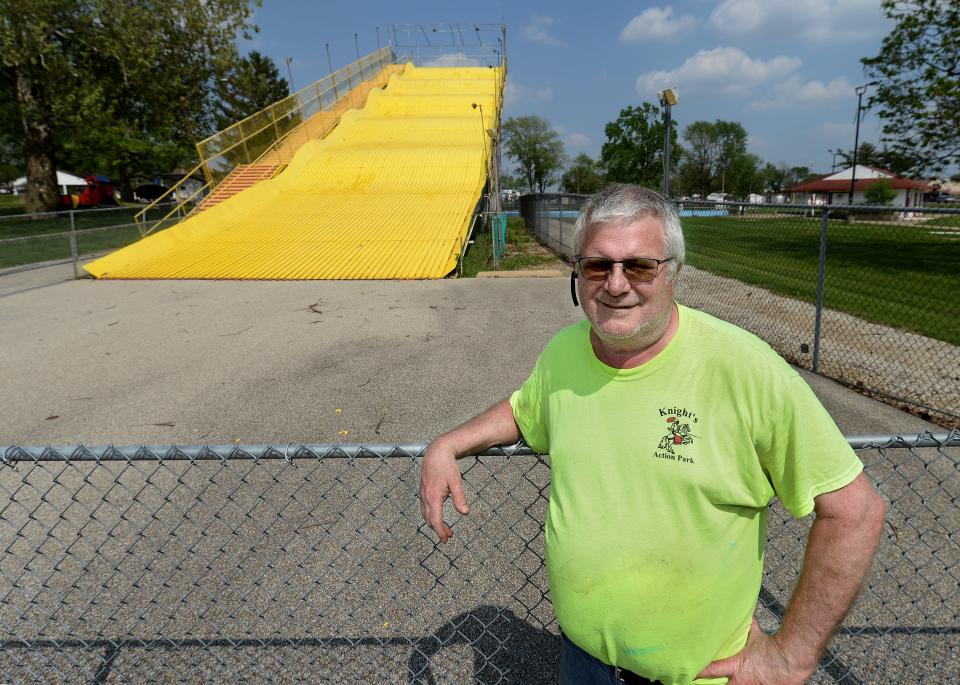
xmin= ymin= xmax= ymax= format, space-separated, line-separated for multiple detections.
xmin=13 ymin=171 xmax=87 ymax=195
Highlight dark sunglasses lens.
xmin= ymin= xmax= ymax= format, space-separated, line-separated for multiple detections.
xmin=623 ymin=259 xmax=660 ymax=281
xmin=579 ymin=258 xmax=661 ymax=281
xmin=579 ymin=258 xmax=612 ymax=280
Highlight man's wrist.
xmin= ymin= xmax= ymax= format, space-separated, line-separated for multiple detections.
xmin=428 ymin=434 xmax=461 ymax=458
xmin=771 ymin=630 xmax=819 ymax=677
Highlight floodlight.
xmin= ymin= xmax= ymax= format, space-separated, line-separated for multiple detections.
xmin=658 ymin=88 xmax=679 ymax=107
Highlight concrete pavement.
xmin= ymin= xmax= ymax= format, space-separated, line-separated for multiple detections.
xmin=0 ymin=273 xmax=938 ymax=447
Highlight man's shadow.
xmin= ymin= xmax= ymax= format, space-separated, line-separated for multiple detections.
xmin=407 ymin=605 xmax=560 ymax=684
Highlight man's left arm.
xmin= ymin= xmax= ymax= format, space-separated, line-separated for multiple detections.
xmin=698 ymin=471 xmax=886 ymax=685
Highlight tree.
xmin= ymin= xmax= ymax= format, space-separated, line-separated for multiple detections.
xmin=864 ymin=178 xmax=897 ymax=205
xmin=502 ymin=116 xmax=566 ymax=193
xmin=726 ymin=153 xmax=762 ymax=198
xmin=500 ymin=174 xmax=524 ymax=191
xmin=600 ymin=103 xmax=676 ymax=189
xmin=0 ymin=67 xmax=20 ymax=182
xmin=215 ymin=51 xmax=290 ymax=129
xmin=862 ymin=0 xmax=960 ymax=175
xmin=676 ymin=120 xmax=749 ymax=197
xmin=0 ymin=0 xmax=258 ymax=211
xmin=561 ymin=153 xmax=604 ymax=194
xmin=761 ymin=163 xmax=787 ymax=193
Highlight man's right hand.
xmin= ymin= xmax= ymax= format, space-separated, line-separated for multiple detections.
xmin=419 ymin=438 xmax=470 ymax=543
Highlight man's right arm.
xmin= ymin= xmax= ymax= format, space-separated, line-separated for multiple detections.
xmin=419 ymin=399 xmax=521 ymax=543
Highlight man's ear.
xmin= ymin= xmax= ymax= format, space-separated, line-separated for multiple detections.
xmin=671 ymin=262 xmax=683 ymax=283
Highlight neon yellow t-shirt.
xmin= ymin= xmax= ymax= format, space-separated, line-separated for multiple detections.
xmin=509 ymin=305 xmax=862 ymax=685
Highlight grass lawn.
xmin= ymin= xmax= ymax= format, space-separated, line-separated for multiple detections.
xmin=0 ymin=204 xmax=179 ymax=269
xmin=683 ymin=214 xmax=960 ymax=345
xmin=461 ymin=217 xmax=561 ymax=277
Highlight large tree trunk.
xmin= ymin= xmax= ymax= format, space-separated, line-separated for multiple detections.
xmin=15 ymin=65 xmax=59 ymax=213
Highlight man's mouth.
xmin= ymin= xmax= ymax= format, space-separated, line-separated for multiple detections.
xmin=597 ymin=300 xmax=638 ymax=310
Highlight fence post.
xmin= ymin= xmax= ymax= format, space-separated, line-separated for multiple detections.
xmin=69 ymin=211 xmax=79 ymax=279
xmin=559 ymin=195 xmax=564 ymax=256
xmin=812 ymin=207 xmax=829 ymax=373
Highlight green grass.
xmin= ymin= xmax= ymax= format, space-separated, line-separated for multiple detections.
xmin=0 ymin=194 xmax=24 ymax=214
xmin=0 ymin=224 xmax=148 ymax=270
xmin=0 ymin=204 xmax=181 ymax=269
xmin=683 ymin=215 xmax=960 ymax=345
xmin=460 ymin=217 xmax=559 ymax=277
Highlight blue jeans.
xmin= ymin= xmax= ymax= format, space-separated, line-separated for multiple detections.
xmin=559 ymin=633 xmax=657 ymax=684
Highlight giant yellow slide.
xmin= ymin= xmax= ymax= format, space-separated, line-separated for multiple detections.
xmin=84 ymin=64 xmax=501 ymax=279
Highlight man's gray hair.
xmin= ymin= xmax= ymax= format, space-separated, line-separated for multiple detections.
xmin=572 ymin=184 xmax=685 ymax=278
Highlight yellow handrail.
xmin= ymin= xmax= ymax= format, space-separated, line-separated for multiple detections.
xmin=133 ymin=160 xmax=208 ymax=236
xmin=133 ymin=46 xmax=399 ymax=237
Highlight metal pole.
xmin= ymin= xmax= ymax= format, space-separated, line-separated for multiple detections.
xmin=812 ymin=207 xmax=829 ymax=373
xmin=662 ymin=103 xmax=672 ymax=197
xmin=285 ymin=57 xmax=295 ymax=93
xmin=849 ymin=90 xmax=863 ymax=206
xmin=376 ymin=27 xmax=381 ymax=49
xmin=848 ymin=83 xmax=876 ymax=205
xmin=69 ymin=210 xmax=79 ymax=278
xmin=327 ymin=43 xmax=339 ymax=100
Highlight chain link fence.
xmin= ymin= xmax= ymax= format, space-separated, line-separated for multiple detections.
xmin=1 ymin=433 xmax=957 ymax=683
xmin=519 ymin=194 xmax=960 ymax=428
xmin=0 ymin=204 xmax=186 ymax=287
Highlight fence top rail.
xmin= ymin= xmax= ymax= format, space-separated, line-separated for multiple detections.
xmin=520 ymin=194 xmax=960 ymax=214
xmin=0 ymin=201 xmax=180 ymax=223
xmin=3 ymin=432 xmax=956 ymax=462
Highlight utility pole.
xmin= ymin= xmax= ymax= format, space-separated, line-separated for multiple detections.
xmin=284 ymin=57 xmax=295 ymax=93
xmin=849 ymin=81 xmax=878 ymax=205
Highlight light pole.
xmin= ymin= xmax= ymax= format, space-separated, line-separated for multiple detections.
xmin=472 ymin=102 xmax=503 ymax=268
xmin=849 ymin=81 xmax=878 ymax=205
xmin=284 ymin=57 xmax=295 ymax=94
xmin=828 ymin=148 xmax=842 ymax=172
xmin=657 ymin=88 xmax=679 ymax=198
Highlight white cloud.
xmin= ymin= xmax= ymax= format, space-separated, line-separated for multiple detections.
xmin=523 ymin=15 xmax=565 ymax=47
xmin=504 ymin=81 xmax=553 ymax=108
xmin=634 ymin=47 xmax=801 ymax=98
xmin=750 ymin=75 xmax=854 ymax=110
xmin=567 ymin=133 xmax=592 ymax=148
xmin=422 ymin=53 xmax=482 ymax=67
xmin=620 ymin=7 xmax=698 ymax=43
xmin=708 ymin=0 xmax=886 ymax=42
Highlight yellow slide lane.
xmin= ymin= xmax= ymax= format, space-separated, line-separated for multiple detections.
xmin=85 ymin=64 xmax=501 ymax=280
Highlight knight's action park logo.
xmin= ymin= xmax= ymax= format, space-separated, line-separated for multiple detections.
xmin=654 ymin=407 xmax=700 ymax=464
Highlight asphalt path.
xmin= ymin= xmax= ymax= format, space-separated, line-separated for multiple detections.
xmin=0 ymin=270 xmax=951 ymax=684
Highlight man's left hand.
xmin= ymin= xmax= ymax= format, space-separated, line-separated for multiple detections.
xmin=695 ymin=618 xmax=814 ymax=685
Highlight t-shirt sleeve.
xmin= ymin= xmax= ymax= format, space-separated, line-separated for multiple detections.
xmin=756 ymin=374 xmax=863 ymax=518
xmin=509 ymin=355 xmax=550 ymax=454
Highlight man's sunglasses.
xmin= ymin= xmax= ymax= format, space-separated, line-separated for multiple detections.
xmin=574 ymin=256 xmax=673 ymax=283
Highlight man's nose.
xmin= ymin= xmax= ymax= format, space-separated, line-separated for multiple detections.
xmin=604 ymin=263 xmax=631 ymax=295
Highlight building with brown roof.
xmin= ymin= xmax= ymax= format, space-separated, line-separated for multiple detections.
xmin=784 ymin=165 xmax=931 ymax=207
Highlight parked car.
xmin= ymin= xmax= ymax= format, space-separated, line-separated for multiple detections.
xmin=134 ymin=183 xmax=170 ymax=203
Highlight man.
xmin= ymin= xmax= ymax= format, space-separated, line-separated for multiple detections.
xmin=420 ymin=184 xmax=886 ymax=685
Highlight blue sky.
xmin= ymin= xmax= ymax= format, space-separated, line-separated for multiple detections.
xmin=244 ymin=0 xmax=895 ymax=175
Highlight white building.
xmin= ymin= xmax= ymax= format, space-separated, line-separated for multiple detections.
xmin=785 ymin=165 xmax=930 ymax=208
xmin=13 ymin=170 xmax=87 ymax=195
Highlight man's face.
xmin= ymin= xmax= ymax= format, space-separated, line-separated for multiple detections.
xmin=577 ymin=216 xmax=677 ymax=345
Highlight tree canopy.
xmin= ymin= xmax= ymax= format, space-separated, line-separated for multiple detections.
xmin=215 ymin=50 xmax=290 ymax=130
xmin=600 ymin=103 xmax=676 ymax=189
xmin=561 ymin=153 xmax=604 ymax=194
xmin=862 ymin=0 xmax=960 ymax=175
xmin=677 ymin=120 xmax=750 ymax=197
xmin=502 ymin=116 xmax=566 ymax=193
xmin=0 ymin=0 xmax=259 ymax=211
